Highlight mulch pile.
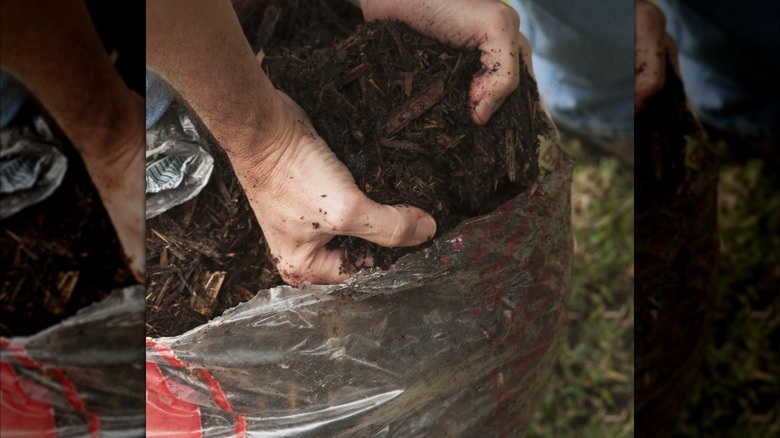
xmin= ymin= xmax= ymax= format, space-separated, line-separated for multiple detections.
xmin=146 ymin=0 xmax=543 ymax=337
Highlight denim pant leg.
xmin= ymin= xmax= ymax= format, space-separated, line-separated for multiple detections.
xmin=658 ymin=0 xmax=780 ymax=139
xmin=146 ymin=69 xmax=175 ymax=129
xmin=510 ymin=0 xmax=634 ymax=140
xmin=0 ymin=71 xmax=28 ymax=129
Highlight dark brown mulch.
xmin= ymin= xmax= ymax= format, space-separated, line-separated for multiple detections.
xmin=145 ymin=141 xmax=281 ymax=338
xmin=145 ymin=0 xmax=543 ymax=338
xmin=0 ymin=106 xmax=135 ymax=338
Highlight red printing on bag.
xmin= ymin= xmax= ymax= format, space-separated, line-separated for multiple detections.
xmin=148 ymin=339 xmax=247 ymax=437
xmin=146 ymin=361 xmax=203 ymax=438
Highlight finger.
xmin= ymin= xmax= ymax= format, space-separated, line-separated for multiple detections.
xmin=333 ymin=197 xmax=437 ymax=248
xmin=469 ymin=3 xmax=525 ymax=125
xmin=279 ymin=246 xmax=375 ymax=286
xmin=275 ymin=245 xmax=346 ymax=286
xmin=288 ymin=246 xmax=349 ymax=285
xmin=635 ymin=1 xmax=667 ymax=115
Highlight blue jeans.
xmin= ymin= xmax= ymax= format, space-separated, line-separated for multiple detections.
xmin=0 ymin=72 xmax=28 ymax=129
xmin=510 ymin=0 xmax=634 ymax=141
xmin=146 ymin=70 xmax=174 ymax=129
xmin=512 ymin=0 xmax=779 ymax=141
xmin=657 ymin=0 xmax=780 ymax=138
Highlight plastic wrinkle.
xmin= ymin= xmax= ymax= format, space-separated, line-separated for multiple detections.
xmin=145 ymin=104 xmax=214 ymax=219
xmin=0 ymin=122 xmax=68 ymax=219
xmin=0 ymin=287 xmax=146 ymax=437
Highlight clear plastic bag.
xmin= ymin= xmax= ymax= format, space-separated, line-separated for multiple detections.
xmin=145 ymin=104 xmax=214 ymax=219
xmin=0 ymin=116 xmax=68 ymax=219
xmin=1 ymin=286 xmax=145 ymax=437
xmin=146 ymin=139 xmax=573 ymax=437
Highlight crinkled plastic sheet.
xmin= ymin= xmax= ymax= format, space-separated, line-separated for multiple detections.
xmin=145 ymin=104 xmax=214 ymax=219
xmin=147 ymin=142 xmax=573 ymax=437
xmin=0 ymin=116 xmax=67 ymax=219
xmin=0 ymin=286 xmax=145 ymax=437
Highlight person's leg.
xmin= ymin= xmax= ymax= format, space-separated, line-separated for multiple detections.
xmin=0 ymin=72 xmax=27 ymax=129
xmin=145 ymin=70 xmax=174 ymax=130
xmin=509 ymin=0 xmax=634 ymax=164
xmin=657 ymin=0 xmax=780 ymax=161
xmin=0 ymin=0 xmax=145 ymax=281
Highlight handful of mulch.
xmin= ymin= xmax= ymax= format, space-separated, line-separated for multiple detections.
xmin=265 ymin=20 xmax=546 ymax=268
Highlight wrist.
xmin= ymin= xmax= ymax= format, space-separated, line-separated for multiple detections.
xmin=222 ymin=90 xmax=301 ymax=190
xmin=69 ymin=88 xmax=144 ymax=166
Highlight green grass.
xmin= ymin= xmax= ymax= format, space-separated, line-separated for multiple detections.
xmin=528 ymin=139 xmax=778 ymax=437
xmin=674 ymin=157 xmax=779 ymax=437
xmin=529 ymin=141 xmax=635 ymax=437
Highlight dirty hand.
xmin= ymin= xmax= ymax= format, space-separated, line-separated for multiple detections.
xmin=230 ymin=92 xmax=437 ymax=286
xmin=635 ymin=1 xmax=679 ymax=114
xmin=361 ymin=0 xmax=532 ymax=125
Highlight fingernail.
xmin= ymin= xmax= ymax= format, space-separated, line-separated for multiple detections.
xmin=475 ymin=98 xmax=498 ymax=124
xmin=413 ymin=216 xmax=437 ymax=244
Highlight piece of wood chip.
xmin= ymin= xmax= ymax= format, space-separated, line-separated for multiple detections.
xmin=383 ymin=78 xmax=446 ymax=136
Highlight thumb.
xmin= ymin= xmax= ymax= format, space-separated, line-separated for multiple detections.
xmin=469 ymin=10 xmax=531 ymax=125
xmin=339 ymin=196 xmax=437 ymax=248
xmin=635 ymin=1 xmax=668 ymax=114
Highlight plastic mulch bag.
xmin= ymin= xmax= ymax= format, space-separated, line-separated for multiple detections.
xmin=0 ymin=286 xmax=145 ymax=437
xmin=0 ymin=116 xmax=68 ymax=219
xmin=146 ymin=134 xmax=572 ymax=437
xmin=635 ymin=63 xmax=718 ymax=437
xmin=145 ymin=103 xmax=214 ymax=219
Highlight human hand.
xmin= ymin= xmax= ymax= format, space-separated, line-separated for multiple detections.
xmin=230 ymin=91 xmax=437 ymax=286
xmin=75 ymin=91 xmax=146 ymax=284
xmin=360 ymin=0 xmax=532 ymax=125
xmin=635 ymin=1 xmax=679 ymax=115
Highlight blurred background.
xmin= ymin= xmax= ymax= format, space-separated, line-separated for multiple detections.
xmin=528 ymin=138 xmax=778 ymax=437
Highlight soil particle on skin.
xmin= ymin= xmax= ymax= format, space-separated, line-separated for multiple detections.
xmin=145 ymin=0 xmax=545 ymax=337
